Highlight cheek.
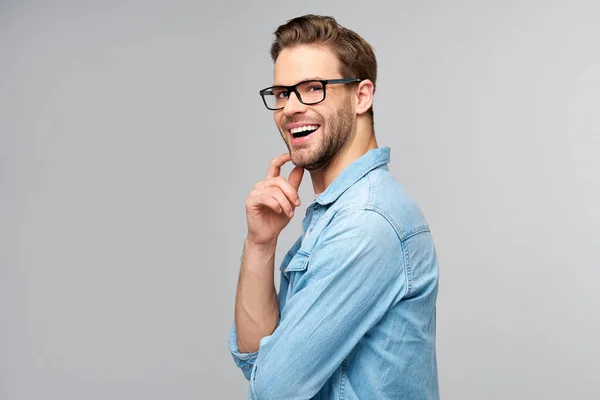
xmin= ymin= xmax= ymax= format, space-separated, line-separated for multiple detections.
xmin=274 ymin=112 xmax=284 ymax=127
xmin=273 ymin=114 xmax=283 ymax=132
xmin=274 ymin=114 xmax=287 ymax=137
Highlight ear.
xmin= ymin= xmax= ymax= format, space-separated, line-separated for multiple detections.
xmin=354 ymin=79 xmax=374 ymax=116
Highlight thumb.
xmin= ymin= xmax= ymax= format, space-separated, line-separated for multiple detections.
xmin=288 ymin=166 xmax=305 ymax=191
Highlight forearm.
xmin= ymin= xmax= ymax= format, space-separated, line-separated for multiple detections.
xmin=234 ymin=238 xmax=280 ymax=353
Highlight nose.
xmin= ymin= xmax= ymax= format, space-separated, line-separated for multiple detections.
xmin=283 ymin=91 xmax=306 ymax=117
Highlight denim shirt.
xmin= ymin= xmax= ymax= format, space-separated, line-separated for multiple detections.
xmin=229 ymin=147 xmax=439 ymax=399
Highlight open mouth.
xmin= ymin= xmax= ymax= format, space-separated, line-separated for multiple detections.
xmin=290 ymin=124 xmax=320 ymax=139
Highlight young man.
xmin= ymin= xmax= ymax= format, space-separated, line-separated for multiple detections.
xmin=229 ymin=14 xmax=439 ymax=400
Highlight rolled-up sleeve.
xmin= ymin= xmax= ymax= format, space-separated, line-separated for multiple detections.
xmin=245 ymin=209 xmax=406 ymax=400
xmin=228 ymin=323 xmax=259 ymax=381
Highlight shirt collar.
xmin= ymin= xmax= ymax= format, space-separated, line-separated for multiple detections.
xmin=315 ymin=147 xmax=391 ymax=206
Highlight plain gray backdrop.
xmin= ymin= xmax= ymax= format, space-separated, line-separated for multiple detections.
xmin=1 ymin=0 xmax=599 ymax=399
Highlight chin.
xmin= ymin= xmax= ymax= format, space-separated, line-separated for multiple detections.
xmin=292 ymin=152 xmax=328 ymax=171
xmin=290 ymin=151 xmax=311 ymax=169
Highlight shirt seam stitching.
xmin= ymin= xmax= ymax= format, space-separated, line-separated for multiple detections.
xmin=340 ymin=358 xmax=347 ymax=399
xmin=331 ymin=206 xmax=412 ymax=296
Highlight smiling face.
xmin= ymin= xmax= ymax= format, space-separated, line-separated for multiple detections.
xmin=273 ymin=45 xmax=357 ymax=171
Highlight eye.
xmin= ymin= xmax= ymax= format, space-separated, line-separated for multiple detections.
xmin=307 ymin=84 xmax=323 ymax=92
xmin=271 ymin=88 xmax=289 ymax=99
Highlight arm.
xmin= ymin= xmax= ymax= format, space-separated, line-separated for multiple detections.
xmin=234 ymin=238 xmax=279 ymax=353
xmin=248 ymin=209 xmax=407 ymax=400
xmin=231 ymin=153 xmax=304 ymax=371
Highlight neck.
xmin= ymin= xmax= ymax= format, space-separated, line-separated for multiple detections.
xmin=310 ymin=117 xmax=377 ymax=195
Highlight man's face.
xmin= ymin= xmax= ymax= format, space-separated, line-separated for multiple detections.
xmin=273 ymin=45 xmax=356 ymax=171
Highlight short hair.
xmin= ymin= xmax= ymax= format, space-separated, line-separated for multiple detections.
xmin=270 ymin=14 xmax=377 ymax=121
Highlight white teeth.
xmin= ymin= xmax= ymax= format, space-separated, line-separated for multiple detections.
xmin=290 ymin=125 xmax=319 ymax=134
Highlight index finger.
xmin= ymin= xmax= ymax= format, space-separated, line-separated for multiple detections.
xmin=266 ymin=153 xmax=292 ymax=179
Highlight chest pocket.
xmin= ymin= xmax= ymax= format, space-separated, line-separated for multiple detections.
xmin=282 ymin=250 xmax=310 ymax=293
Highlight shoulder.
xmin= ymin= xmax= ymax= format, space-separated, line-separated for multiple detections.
xmin=333 ymin=167 xmax=431 ymax=241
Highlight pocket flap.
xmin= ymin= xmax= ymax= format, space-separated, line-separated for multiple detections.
xmin=283 ymin=250 xmax=310 ymax=277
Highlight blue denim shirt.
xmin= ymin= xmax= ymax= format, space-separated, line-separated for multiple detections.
xmin=229 ymin=147 xmax=439 ymax=399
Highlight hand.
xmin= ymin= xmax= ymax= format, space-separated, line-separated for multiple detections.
xmin=245 ymin=153 xmax=304 ymax=246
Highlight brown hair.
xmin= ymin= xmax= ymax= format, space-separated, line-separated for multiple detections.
xmin=270 ymin=14 xmax=377 ymax=121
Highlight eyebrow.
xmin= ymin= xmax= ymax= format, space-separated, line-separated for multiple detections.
xmin=273 ymin=77 xmax=326 ymax=86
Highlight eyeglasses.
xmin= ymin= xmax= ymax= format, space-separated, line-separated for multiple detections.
xmin=259 ymin=78 xmax=362 ymax=110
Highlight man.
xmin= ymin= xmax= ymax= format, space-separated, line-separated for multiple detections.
xmin=229 ymin=14 xmax=439 ymax=400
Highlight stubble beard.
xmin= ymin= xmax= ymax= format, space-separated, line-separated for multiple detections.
xmin=281 ymin=99 xmax=355 ymax=171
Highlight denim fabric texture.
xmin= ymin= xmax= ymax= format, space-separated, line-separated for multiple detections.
xmin=230 ymin=147 xmax=439 ymax=399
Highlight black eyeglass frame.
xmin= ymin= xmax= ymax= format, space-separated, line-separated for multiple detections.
xmin=259 ymin=78 xmax=362 ymax=110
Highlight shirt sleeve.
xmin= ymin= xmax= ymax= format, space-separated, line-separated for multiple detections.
xmin=247 ymin=208 xmax=407 ymax=400
xmin=228 ymin=322 xmax=259 ymax=381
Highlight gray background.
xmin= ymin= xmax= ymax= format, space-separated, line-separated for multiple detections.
xmin=1 ymin=0 xmax=599 ymax=399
